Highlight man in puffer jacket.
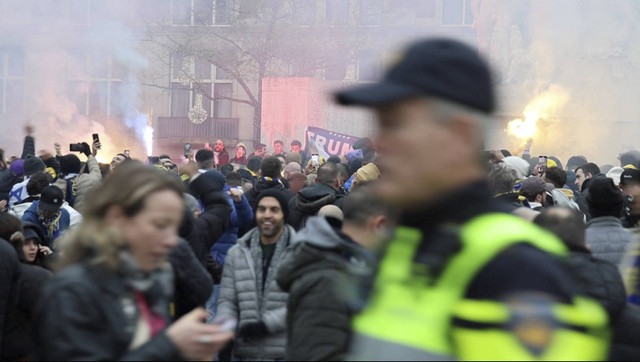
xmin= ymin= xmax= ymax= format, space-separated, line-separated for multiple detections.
xmin=586 ymin=177 xmax=638 ymax=264
xmin=217 ymin=190 xmax=294 ymax=361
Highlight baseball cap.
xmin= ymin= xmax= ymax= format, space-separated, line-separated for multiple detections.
xmin=620 ymin=168 xmax=640 ymax=186
xmin=39 ymin=185 xmax=64 ymax=212
xmin=335 ymin=38 xmax=495 ymax=113
xmin=520 ymin=177 xmax=554 ymax=196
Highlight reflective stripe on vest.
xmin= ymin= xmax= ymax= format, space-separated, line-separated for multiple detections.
xmin=350 ymin=213 xmax=610 ymax=361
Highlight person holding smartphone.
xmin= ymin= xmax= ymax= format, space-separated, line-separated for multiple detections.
xmin=34 ymin=162 xmax=233 ymax=360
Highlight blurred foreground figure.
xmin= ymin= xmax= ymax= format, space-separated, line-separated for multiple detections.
xmin=336 ymin=38 xmax=609 ymax=360
xmin=34 ymin=162 xmax=232 ymax=360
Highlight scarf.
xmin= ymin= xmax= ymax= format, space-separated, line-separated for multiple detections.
xmin=38 ymin=209 xmax=62 ymax=243
xmin=118 ymin=251 xmax=174 ymax=337
xmin=260 ymin=176 xmax=283 ymax=186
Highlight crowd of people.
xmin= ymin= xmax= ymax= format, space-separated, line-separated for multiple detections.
xmin=2 ymin=37 xmax=640 ymax=361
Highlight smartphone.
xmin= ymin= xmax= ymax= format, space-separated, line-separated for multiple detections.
xmin=538 ymin=156 xmax=548 ymax=173
xmin=311 ymin=154 xmax=319 ymax=165
xmin=92 ymin=133 xmax=100 ymax=143
xmin=184 ymin=143 xmax=192 ymax=159
xmin=124 ymin=150 xmax=131 ymax=158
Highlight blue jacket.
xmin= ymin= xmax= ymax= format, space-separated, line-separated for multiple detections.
xmin=210 ymin=188 xmax=253 ymax=266
xmin=21 ymin=201 xmax=71 ymax=248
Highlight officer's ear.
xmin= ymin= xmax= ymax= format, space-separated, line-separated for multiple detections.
xmin=369 ymin=214 xmax=387 ymax=232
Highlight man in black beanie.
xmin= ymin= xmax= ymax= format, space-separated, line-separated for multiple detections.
xmin=216 ymin=189 xmax=293 ymax=361
xmin=585 ymin=177 xmax=636 ymax=264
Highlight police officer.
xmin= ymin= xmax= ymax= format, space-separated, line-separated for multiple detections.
xmin=336 ymin=39 xmax=609 ymax=360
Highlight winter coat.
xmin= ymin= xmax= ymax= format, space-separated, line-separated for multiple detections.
xmin=564 ymin=249 xmax=627 ymax=321
xmin=0 ymin=240 xmax=21 ymax=359
xmin=21 ymin=201 xmax=71 ymax=249
xmin=3 ymin=263 xmax=51 ymax=360
xmin=564 ymin=248 xmax=640 ymax=360
xmin=575 ymin=175 xmax=604 ymax=221
xmin=548 ymin=188 xmax=580 ymax=210
xmin=276 ymin=217 xmax=373 ymax=361
xmin=245 ymin=178 xmax=296 ymax=212
xmin=217 ymin=226 xmax=294 ymax=359
xmin=181 ymin=174 xmax=232 ymax=266
xmin=586 ymin=216 xmax=635 ymax=264
xmin=33 ymin=262 xmax=182 ymax=360
xmin=286 ymin=172 xmax=307 ymax=194
xmin=169 ymin=239 xmax=214 ymax=320
xmin=11 ymin=200 xmax=82 ymax=227
xmin=0 ymin=169 xmax=15 ymax=202
xmin=288 ymin=183 xmax=344 ymax=231
xmin=211 ymin=189 xmax=253 ymax=267
xmin=230 ymin=156 xmax=247 ymax=166
xmin=216 ymin=148 xmax=230 ymax=166
xmin=53 ymin=154 xmax=102 ymax=211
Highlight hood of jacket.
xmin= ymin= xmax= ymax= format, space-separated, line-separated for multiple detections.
xmin=276 ymin=217 xmax=368 ymax=291
xmin=558 ymin=187 xmax=575 ymax=200
xmin=250 ymin=178 xmax=286 ymax=195
xmin=295 ymin=183 xmax=340 ymax=213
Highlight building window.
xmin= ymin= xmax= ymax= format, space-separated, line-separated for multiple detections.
xmin=292 ymin=0 xmax=315 ymax=25
xmin=442 ymin=0 xmax=473 ymax=25
xmin=357 ymin=51 xmax=381 ymax=82
xmin=214 ymin=83 xmax=232 ymax=118
xmin=214 ymin=0 xmax=230 ymax=25
xmin=170 ymin=0 xmax=217 ymax=25
xmin=326 ymin=0 xmax=348 ymax=25
xmin=359 ymin=0 xmax=382 ymax=25
xmin=172 ymin=0 xmax=191 ymax=25
xmin=68 ymin=53 xmax=126 ymax=117
xmin=194 ymin=0 xmax=213 ymax=25
xmin=171 ymin=82 xmax=189 ymax=117
xmin=171 ymin=56 xmax=233 ymax=118
xmin=394 ymin=0 xmax=436 ymax=18
xmin=136 ymin=0 xmax=171 ymax=24
xmin=0 ymin=49 xmax=25 ymax=115
xmin=216 ymin=66 xmax=231 ymax=80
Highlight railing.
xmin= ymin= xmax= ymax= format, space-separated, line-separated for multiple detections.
xmin=156 ymin=117 xmax=239 ymax=139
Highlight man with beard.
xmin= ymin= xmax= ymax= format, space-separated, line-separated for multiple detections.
xmin=217 ymin=190 xmax=294 ymax=361
xmin=214 ymin=140 xmax=230 ymax=167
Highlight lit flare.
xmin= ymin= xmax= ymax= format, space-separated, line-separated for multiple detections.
xmin=507 ymin=85 xmax=570 ymax=140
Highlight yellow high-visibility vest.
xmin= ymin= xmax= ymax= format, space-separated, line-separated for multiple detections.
xmin=350 ymin=213 xmax=610 ymax=361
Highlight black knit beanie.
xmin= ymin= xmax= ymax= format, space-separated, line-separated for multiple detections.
xmin=255 ymin=189 xmax=290 ymax=220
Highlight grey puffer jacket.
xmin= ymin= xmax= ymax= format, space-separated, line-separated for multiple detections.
xmin=217 ymin=226 xmax=294 ymax=359
xmin=586 ymin=216 xmax=636 ymax=265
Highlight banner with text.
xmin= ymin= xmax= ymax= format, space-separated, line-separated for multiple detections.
xmin=305 ymin=126 xmax=359 ymax=157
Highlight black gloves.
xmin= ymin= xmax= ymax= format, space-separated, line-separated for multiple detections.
xmin=238 ymin=321 xmax=268 ymax=340
xmin=81 ymin=142 xmax=91 ymax=157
